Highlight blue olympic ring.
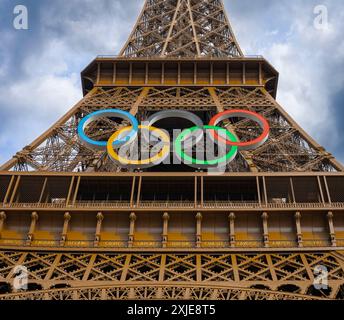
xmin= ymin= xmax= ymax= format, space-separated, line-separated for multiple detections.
xmin=77 ymin=109 xmax=139 ymax=150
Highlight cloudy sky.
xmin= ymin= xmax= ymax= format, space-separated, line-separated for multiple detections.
xmin=0 ymin=0 xmax=343 ymax=166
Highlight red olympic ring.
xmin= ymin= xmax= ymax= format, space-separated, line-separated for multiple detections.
xmin=208 ymin=110 xmax=270 ymax=151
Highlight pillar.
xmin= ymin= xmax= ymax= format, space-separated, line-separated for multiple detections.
xmin=128 ymin=212 xmax=136 ymax=248
xmin=262 ymin=212 xmax=269 ymax=248
xmin=0 ymin=211 xmax=6 ymax=238
xmin=327 ymin=212 xmax=336 ymax=247
xmin=162 ymin=212 xmax=169 ymax=248
xmin=196 ymin=212 xmax=202 ymax=248
xmin=60 ymin=212 xmax=71 ymax=246
xmin=295 ymin=212 xmax=303 ymax=248
xmin=229 ymin=212 xmax=236 ymax=247
xmin=27 ymin=212 xmax=39 ymax=245
xmin=94 ymin=212 xmax=104 ymax=247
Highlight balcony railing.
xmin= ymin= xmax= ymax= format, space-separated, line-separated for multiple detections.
xmin=96 ymin=55 xmax=265 ymax=60
xmin=2 ymin=201 xmax=344 ymax=210
xmin=138 ymin=201 xmax=195 ymax=209
xmin=203 ymin=201 xmax=261 ymax=209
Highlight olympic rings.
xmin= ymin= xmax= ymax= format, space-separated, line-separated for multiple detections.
xmin=107 ymin=125 xmax=170 ymax=169
xmin=209 ymin=110 xmax=270 ymax=151
xmin=175 ymin=126 xmax=238 ymax=169
xmin=77 ymin=108 xmax=270 ymax=169
xmin=77 ymin=109 xmax=139 ymax=150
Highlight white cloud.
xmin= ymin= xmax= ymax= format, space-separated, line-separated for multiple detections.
xmin=39 ymin=0 xmax=142 ymax=54
xmin=0 ymin=74 xmax=81 ymax=160
xmin=265 ymin=42 xmax=335 ymax=143
xmin=23 ymin=39 xmax=70 ymax=76
xmin=230 ymin=0 xmax=344 ymax=158
xmin=0 ymin=0 xmax=143 ymax=165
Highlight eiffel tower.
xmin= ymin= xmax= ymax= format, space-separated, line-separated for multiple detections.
xmin=0 ymin=0 xmax=344 ymax=300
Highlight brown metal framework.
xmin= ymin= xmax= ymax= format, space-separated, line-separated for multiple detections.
xmin=0 ymin=0 xmax=344 ymax=300
xmin=120 ymin=0 xmax=243 ymax=58
xmin=1 ymin=251 xmax=344 ymax=300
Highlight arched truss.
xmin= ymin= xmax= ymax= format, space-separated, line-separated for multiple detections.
xmin=0 ymin=284 xmax=328 ymax=301
xmin=0 ymin=250 xmax=343 ymax=300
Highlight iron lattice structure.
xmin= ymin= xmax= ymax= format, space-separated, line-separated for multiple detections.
xmin=120 ymin=0 xmax=243 ymax=58
xmin=0 ymin=0 xmax=344 ymax=300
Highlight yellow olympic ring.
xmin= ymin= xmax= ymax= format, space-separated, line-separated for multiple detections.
xmin=107 ymin=125 xmax=170 ymax=167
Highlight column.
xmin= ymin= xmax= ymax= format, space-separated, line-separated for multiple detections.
xmin=94 ymin=212 xmax=104 ymax=247
xmin=262 ymin=212 xmax=269 ymax=248
xmin=0 ymin=211 xmax=6 ymax=238
xmin=60 ymin=212 xmax=71 ymax=246
xmin=128 ymin=212 xmax=136 ymax=248
xmin=295 ymin=212 xmax=303 ymax=248
xmin=27 ymin=212 xmax=39 ymax=245
xmin=162 ymin=212 xmax=169 ymax=248
xmin=229 ymin=213 xmax=236 ymax=247
xmin=196 ymin=212 xmax=202 ymax=248
xmin=327 ymin=212 xmax=337 ymax=247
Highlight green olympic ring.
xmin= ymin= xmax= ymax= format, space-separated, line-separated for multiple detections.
xmin=175 ymin=125 xmax=239 ymax=167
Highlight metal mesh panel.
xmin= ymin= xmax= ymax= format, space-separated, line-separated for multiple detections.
xmin=204 ymin=177 xmax=258 ymax=202
xmin=140 ymin=177 xmax=195 ymax=201
xmin=16 ymin=177 xmax=45 ymax=203
xmin=292 ymin=177 xmax=321 ymax=203
xmin=0 ymin=176 xmax=11 ymax=202
xmin=265 ymin=177 xmax=293 ymax=203
xmin=43 ymin=177 xmax=72 ymax=203
xmin=327 ymin=177 xmax=344 ymax=202
xmin=76 ymin=177 xmax=132 ymax=202
xmin=47 ymin=178 xmax=71 ymax=199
